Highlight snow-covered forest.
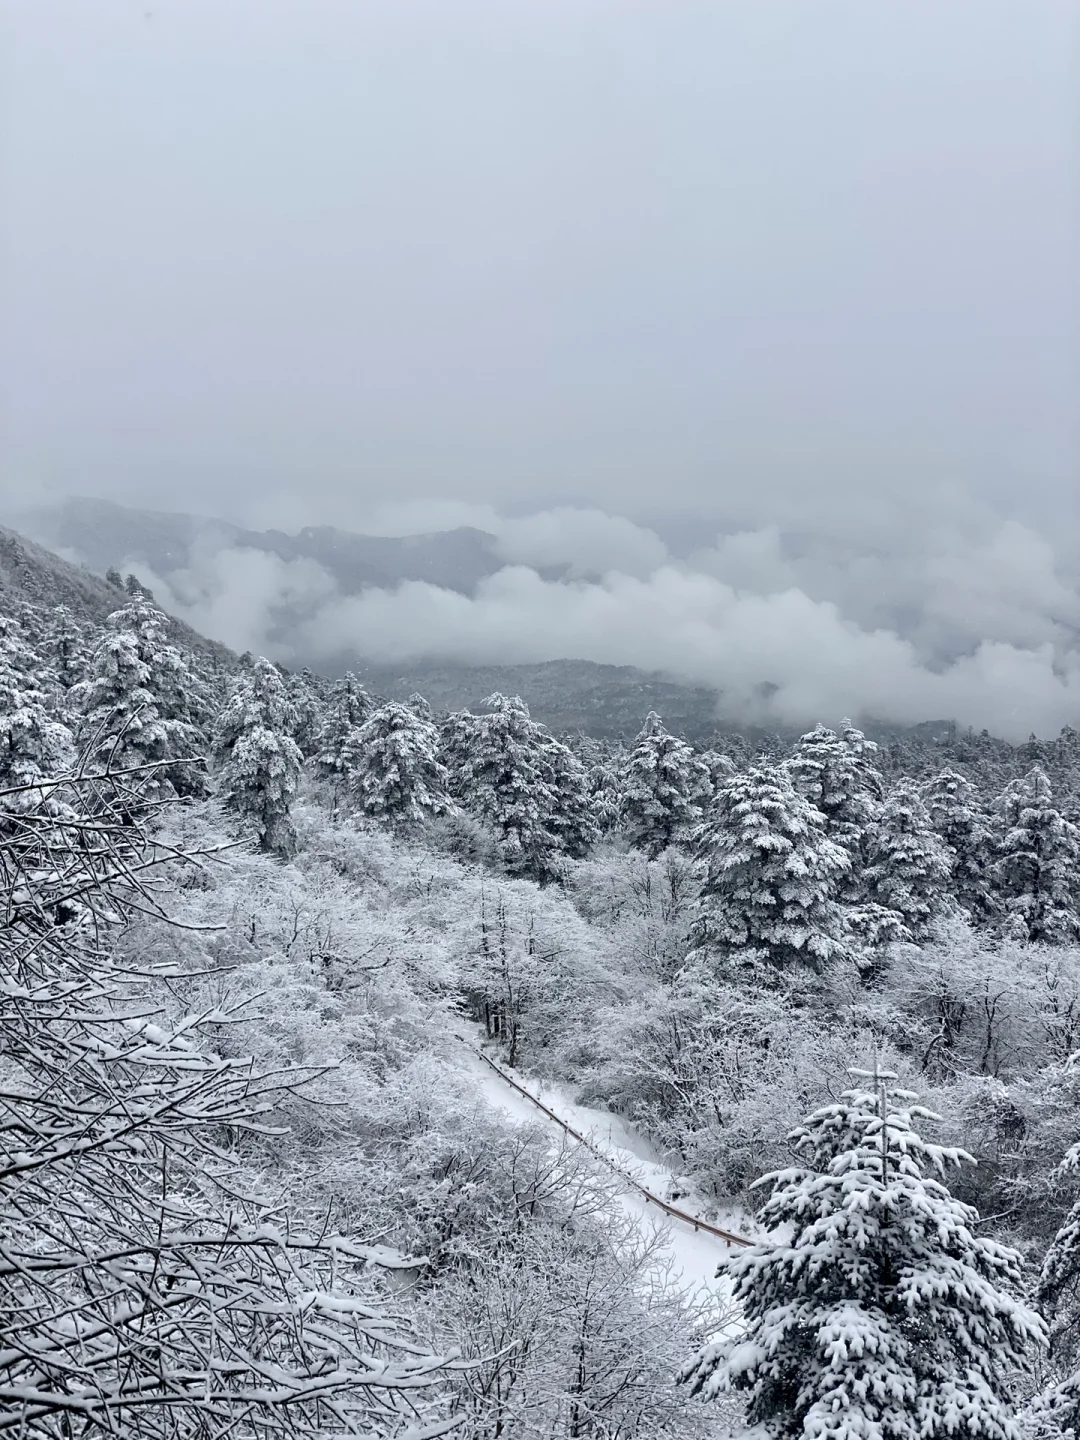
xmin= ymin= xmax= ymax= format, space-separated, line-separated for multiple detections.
xmin=4 ymin=574 xmax=1080 ymax=1439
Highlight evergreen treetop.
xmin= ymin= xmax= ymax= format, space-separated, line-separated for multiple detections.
xmin=692 ymin=762 xmax=852 ymax=973
xmin=684 ymin=1070 xmax=1044 ymax=1440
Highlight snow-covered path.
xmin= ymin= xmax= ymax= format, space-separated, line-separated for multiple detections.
xmin=450 ymin=1026 xmax=755 ymax=1305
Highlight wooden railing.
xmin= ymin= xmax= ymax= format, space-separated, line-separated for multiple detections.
xmin=459 ymin=1036 xmax=754 ymax=1250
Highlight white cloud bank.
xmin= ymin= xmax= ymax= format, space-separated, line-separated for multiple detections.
xmin=95 ymin=500 xmax=1080 ymax=742
xmin=294 ymin=562 xmax=1079 ymax=740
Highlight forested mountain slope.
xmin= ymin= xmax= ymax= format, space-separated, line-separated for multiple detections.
xmin=2 ymin=541 xmax=1080 ymax=1437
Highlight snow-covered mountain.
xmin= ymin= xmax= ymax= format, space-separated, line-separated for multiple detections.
xmin=12 ymin=495 xmax=506 ymax=596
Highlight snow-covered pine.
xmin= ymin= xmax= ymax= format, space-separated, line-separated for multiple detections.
xmin=621 ymin=711 xmax=710 ymax=858
xmin=864 ymin=784 xmax=953 ymax=941
xmin=451 ymin=693 xmax=587 ymax=881
xmin=312 ymin=671 xmax=374 ymax=779
xmin=700 ymin=746 xmax=737 ymax=796
xmin=343 ymin=700 xmax=453 ymax=828
xmin=683 ymin=1071 xmax=1045 ymax=1440
xmin=439 ymin=707 xmax=481 ymax=801
xmin=214 ymin=656 xmax=304 ymax=856
xmin=994 ymin=765 xmax=1080 ymax=944
xmin=37 ymin=602 xmax=85 ymax=688
xmin=1037 ymin=1128 xmax=1080 ymax=1433
xmin=73 ymin=615 xmax=173 ymax=800
xmin=586 ymin=752 xmax=625 ymax=834
xmin=283 ymin=667 xmax=324 ymax=757
xmin=922 ymin=768 xmax=1000 ymax=926
xmin=73 ymin=598 xmax=208 ymax=799
xmin=691 ymin=762 xmax=852 ymax=973
xmin=789 ymin=720 xmax=884 ymax=867
xmin=0 ymin=623 xmax=75 ymax=815
xmin=539 ymin=729 xmax=599 ymax=863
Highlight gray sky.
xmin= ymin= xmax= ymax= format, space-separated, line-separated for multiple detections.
xmin=2 ymin=0 xmax=1079 ymax=738
xmin=2 ymin=0 xmax=1077 ymax=534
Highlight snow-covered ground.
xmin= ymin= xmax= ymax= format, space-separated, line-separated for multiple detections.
xmin=450 ymin=1025 xmax=754 ymax=1309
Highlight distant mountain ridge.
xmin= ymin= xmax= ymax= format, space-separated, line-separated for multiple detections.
xmin=13 ymin=496 xmax=506 ymax=596
xmin=0 ymin=503 xmax=970 ymax=747
xmin=0 ymin=509 xmax=728 ymax=737
xmin=0 ymin=522 xmax=236 ymax=668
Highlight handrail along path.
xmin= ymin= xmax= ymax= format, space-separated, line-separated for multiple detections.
xmin=458 ymin=1036 xmax=753 ymax=1250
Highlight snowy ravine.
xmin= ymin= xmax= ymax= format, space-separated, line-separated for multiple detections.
xmin=450 ymin=1023 xmax=756 ymax=1304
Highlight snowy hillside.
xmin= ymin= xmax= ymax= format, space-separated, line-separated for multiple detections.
xmin=1 ymin=571 xmax=1079 ymax=1437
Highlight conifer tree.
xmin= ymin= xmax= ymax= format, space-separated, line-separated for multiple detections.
xmin=284 ymin=669 xmax=322 ymax=757
xmin=922 ymin=769 xmax=999 ymax=926
xmin=994 ymin=766 xmax=1080 ymax=944
xmin=700 ymin=747 xmax=737 ymax=796
xmin=0 ymin=636 xmax=75 ymax=815
xmin=453 ymin=694 xmax=592 ymax=880
xmin=343 ymin=700 xmax=452 ymax=828
xmin=312 ymin=672 xmax=373 ymax=780
xmin=75 ymin=599 xmax=207 ymax=799
xmin=789 ymin=719 xmax=884 ymax=861
xmin=586 ymin=754 xmax=624 ymax=835
xmin=864 ymin=784 xmax=953 ymax=941
xmin=43 ymin=604 xmax=87 ymax=696
xmin=684 ymin=1070 xmax=1044 ymax=1439
xmin=691 ymin=762 xmax=851 ymax=972
xmin=440 ymin=708 xmax=482 ymax=804
xmin=541 ymin=730 xmax=600 ymax=861
xmin=1038 ymin=1134 xmax=1080 ymax=1431
xmin=214 ymin=657 xmax=303 ymax=856
xmin=621 ymin=712 xmax=710 ymax=858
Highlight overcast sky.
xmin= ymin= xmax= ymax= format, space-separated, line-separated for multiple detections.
xmin=2 ymin=0 xmax=1077 ymax=537
xmin=2 ymin=0 xmax=1078 ymax=737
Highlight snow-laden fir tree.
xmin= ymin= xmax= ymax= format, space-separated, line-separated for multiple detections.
xmin=0 ymin=629 xmax=75 ymax=816
xmin=0 ymin=614 xmax=40 ymax=679
xmin=994 ymin=766 xmax=1080 ymax=944
xmin=458 ymin=693 xmax=561 ymax=880
xmin=700 ymin=747 xmax=737 ymax=795
xmin=74 ymin=600 xmax=206 ymax=801
xmin=691 ymin=762 xmax=852 ymax=973
xmin=1037 ymin=1125 xmax=1080 ymax=1432
xmin=284 ymin=669 xmax=323 ymax=757
xmin=540 ymin=730 xmax=599 ymax=862
xmin=42 ymin=603 xmax=87 ymax=698
xmin=683 ymin=1069 xmax=1045 ymax=1440
xmin=343 ymin=700 xmax=452 ymax=828
xmin=452 ymin=694 xmax=591 ymax=881
xmin=789 ymin=720 xmax=884 ymax=864
xmin=864 ymin=784 xmax=953 ymax=941
xmin=214 ymin=657 xmax=303 ymax=856
xmin=440 ymin=708 xmax=481 ymax=803
xmin=621 ymin=712 xmax=710 ymax=858
xmin=922 ymin=769 xmax=1000 ymax=927
xmin=586 ymin=753 xmax=625 ymax=835
xmin=312 ymin=671 xmax=373 ymax=780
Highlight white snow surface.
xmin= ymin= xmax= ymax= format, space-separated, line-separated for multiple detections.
xmin=450 ymin=1025 xmax=756 ymax=1310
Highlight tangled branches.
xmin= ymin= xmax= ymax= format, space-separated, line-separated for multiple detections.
xmin=0 ymin=763 xmax=458 ymax=1437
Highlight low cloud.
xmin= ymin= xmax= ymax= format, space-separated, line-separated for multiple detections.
xmin=27 ymin=494 xmax=1080 ymax=742
xmin=294 ymin=562 xmax=1080 ymax=740
xmin=130 ymin=541 xmax=338 ymax=656
xmin=493 ymin=508 xmax=669 ymax=579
